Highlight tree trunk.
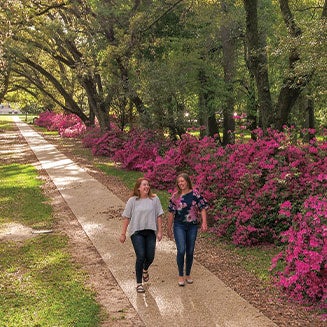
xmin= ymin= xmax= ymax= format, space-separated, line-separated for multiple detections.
xmin=115 ymin=57 xmax=148 ymax=127
xmin=81 ymin=76 xmax=111 ymax=132
xmin=198 ymin=68 xmax=208 ymax=139
xmin=166 ymin=96 xmax=186 ymax=140
xmin=221 ymin=2 xmax=236 ymax=145
xmin=307 ymin=97 xmax=315 ymax=130
xmin=0 ymin=65 xmax=10 ymax=103
xmin=246 ymin=74 xmax=258 ymax=138
xmin=274 ymin=0 xmax=315 ymax=130
xmin=198 ymin=67 xmax=220 ymax=139
xmin=243 ymin=0 xmax=273 ymax=131
xmin=208 ymin=115 xmax=220 ymax=140
xmin=301 ymin=95 xmax=315 ymax=142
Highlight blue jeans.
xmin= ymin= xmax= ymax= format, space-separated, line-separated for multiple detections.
xmin=173 ymin=221 xmax=198 ymax=277
xmin=131 ymin=229 xmax=156 ymax=283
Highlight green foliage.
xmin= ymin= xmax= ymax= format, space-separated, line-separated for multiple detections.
xmin=1 ymin=0 xmax=326 ymax=137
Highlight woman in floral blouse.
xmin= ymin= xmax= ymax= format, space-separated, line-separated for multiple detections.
xmin=167 ymin=173 xmax=208 ymax=286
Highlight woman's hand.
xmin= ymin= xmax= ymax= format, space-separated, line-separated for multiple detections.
xmin=157 ymin=231 xmax=163 ymax=241
xmin=200 ymin=221 xmax=208 ymax=232
xmin=119 ymin=234 xmax=126 ymax=243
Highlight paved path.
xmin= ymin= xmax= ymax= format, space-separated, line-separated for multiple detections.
xmin=14 ymin=117 xmax=278 ymax=327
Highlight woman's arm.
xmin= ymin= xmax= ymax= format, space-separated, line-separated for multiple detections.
xmin=119 ymin=218 xmax=130 ymax=243
xmin=200 ymin=209 xmax=208 ymax=232
xmin=157 ymin=215 xmax=163 ymax=241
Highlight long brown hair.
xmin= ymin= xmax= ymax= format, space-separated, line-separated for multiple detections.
xmin=176 ymin=173 xmax=193 ymax=194
xmin=132 ymin=177 xmax=155 ymax=198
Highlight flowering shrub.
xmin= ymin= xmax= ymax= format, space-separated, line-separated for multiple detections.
xmin=271 ymin=196 xmax=327 ymax=306
xmin=84 ymin=127 xmax=124 ymax=157
xmin=113 ymin=128 xmax=172 ymax=171
xmin=81 ymin=127 xmax=104 ymax=148
xmin=58 ymin=115 xmax=86 ymax=137
xmin=34 ymin=111 xmax=63 ymax=130
xmin=34 ymin=111 xmax=86 ymax=137
xmin=190 ymin=129 xmax=327 ymax=246
xmin=143 ymin=133 xmax=218 ymax=190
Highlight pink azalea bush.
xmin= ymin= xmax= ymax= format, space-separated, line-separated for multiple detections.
xmin=142 ymin=133 xmax=219 ymax=191
xmin=113 ymin=128 xmax=172 ymax=171
xmin=82 ymin=126 xmax=124 ymax=157
xmin=142 ymin=127 xmax=326 ymax=247
xmin=271 ymin=196 xmax=327 ymax=307
xmin=35 ymin=111 xmax=86 ymax=137
xmin=191 ymin=129 xmax=327 ymax=246
xmin=34 ymin=112 xmax=327 ymax=309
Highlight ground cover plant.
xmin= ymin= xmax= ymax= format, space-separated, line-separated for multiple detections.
xmin=35 ymin=112 xmax=327 ymax=315
xmin=0 ymin=160 xmax=102 ymax=327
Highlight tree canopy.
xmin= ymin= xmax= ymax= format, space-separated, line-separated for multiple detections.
xmin=1 ymin=0 xmax=326 ymax=140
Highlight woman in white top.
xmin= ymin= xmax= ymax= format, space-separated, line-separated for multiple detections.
xmin=120 ymin=177 xmax=164 ymax=293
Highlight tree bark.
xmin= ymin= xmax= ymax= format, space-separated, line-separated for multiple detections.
xmin=21 ymin=57 xmax=89 ymax=123
xmin=221 ymin=1 xmax=236 ymax=145
xmin=197 ymin=67 xmax=220 ymax=140
xmin=0 ymin=67 xmax=10 ymax=103
xmin=243 ymin=0 xmax=273 ymax=131
xmin=274 ymin=0 xmax=325 ymax=130
xmin=275 ymin=0 xmax=305 ymax=130
xmin=80 ymin=75 xmax=111 ymax=131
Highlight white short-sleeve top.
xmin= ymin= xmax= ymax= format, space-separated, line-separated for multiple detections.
xmin=122 ymin=195 xmax=164 ymax=236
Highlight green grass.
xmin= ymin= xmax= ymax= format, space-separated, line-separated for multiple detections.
xmin=18 ymin=114 xmax=37 ymax=124
xmin=227 ymin=244 xmax=282 ymax=282
xmin=0 ymin=161 xmax=102 ymax=327
xmin=0 ymin=236 xmax=101 ymax=327
xmin=0 ymin=117 xmax=17 ymax=131
xmin=32 ymin=125 xmax=59 ymax=135
xmin=199 ymin=233 xmax=283 ymax=282
xmin=0 ymin=164 xmax=52 ymax=228
xmin=0 ymin=114 xmax=36 ymax=124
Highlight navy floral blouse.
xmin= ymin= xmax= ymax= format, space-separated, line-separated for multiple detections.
xmin=168 ymin=190 xmax=208 ymax=224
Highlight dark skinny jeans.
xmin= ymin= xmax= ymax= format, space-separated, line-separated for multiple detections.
xmin=131 ymin=229 xmax=156 ymax=283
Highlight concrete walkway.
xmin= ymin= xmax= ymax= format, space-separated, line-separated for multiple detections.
xmin=14 ymin=117 xmax=278 ymax=327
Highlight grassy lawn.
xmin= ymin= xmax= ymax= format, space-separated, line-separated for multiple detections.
xmin=0 ymin=164 xmax=52 ymax=228
xmin=0 ymin=160 xmax=102 ymax=326
xmin=227 ymin=244 xmax=282 ymax=282
xmin=0 ymin=117 xmax=18 ymax=131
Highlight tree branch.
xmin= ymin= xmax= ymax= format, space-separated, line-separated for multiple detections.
xmin=142 ymin=0 xmax=185 ymax=33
